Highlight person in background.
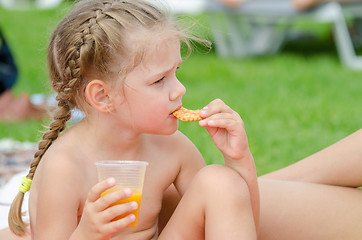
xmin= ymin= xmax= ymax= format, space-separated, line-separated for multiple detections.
xmin=215 ymin=0 xmax=360 ymax=11
xmin=0 ymin=27 xmax=44 ymax=121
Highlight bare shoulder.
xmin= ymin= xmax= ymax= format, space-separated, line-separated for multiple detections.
xmin=31 ymin=135 xmax=86 ymax=209
xmin=34 ymin=137 xmax=84 ymax=185
xmin=31 ymin=127 xmax=93 ymax=201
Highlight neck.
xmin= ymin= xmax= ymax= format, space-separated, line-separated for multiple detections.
xmin=78 ymin=116 xmax=144 ymax=161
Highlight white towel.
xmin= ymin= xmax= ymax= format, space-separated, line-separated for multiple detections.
xmin=0 ymin=170 xmax=29 ymax=230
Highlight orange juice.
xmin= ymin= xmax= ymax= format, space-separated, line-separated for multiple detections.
xmin=101 ymin=186 xmax=143 ymax=227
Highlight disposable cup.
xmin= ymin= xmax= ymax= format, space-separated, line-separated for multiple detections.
xmin=94 ymin=160 xmax=148 ymax=227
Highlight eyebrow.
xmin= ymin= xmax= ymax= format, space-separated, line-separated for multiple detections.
xmin=151 ymin=60 xmax=183 ymax=78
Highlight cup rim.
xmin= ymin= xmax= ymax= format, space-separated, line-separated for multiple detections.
xmin=94 ymin=160 xmax=149 ymax=167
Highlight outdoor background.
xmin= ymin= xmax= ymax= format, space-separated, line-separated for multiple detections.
xmin=0 ymin=1 xmax=361 ymax=176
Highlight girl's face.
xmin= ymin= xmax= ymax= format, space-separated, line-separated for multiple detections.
xmin=110 ymin=38 xmax=186 ymax=135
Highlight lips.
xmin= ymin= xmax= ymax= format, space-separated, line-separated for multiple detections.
xmin=171 ymin=105 xmax=182 ymax=115
xmin=170 ymin=105 xmax=182 ymax=119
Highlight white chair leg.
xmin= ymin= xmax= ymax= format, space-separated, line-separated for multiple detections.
xmin=321 ymin=3 xmax=362 ymax=70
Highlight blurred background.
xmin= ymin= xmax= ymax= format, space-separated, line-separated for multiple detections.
xmin=0 ymin=0 xmax=361 ymax=179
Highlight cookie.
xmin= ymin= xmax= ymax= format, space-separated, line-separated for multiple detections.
xmin=172 ymin=107 xmax=203 ymax=122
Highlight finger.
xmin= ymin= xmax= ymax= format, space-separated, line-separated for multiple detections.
xmin=87 ymin=178 xmax=116 ymax=203
xmin=102 ymin=201 xmax=138 ymax=222
xmin=199 ymin=112 xmax=238 ymax=126
xmin=95 ymin=188 xmax=133 ymax=212
xmin=103 ymin=214 xmax=136 ymax=233
xmin=200 ymin=99 xmax=233 ymax=118
xmin=200 ymin=117 xmax=241 ymax=134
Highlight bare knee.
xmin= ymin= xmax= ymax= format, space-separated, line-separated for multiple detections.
xmin=193 ymin=165 xmax=251 ymax=205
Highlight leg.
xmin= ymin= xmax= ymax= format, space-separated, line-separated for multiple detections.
xmin=258 ymin=178 xmax=362 ymax=240
xmin=0 ymin=90 xmax=45 ymax=121
xmin=0 ymin=90 xmax=14 ymax=114
xmin=159 ymin=165 xmax=256 ymax=240
xmin=293 ymin=0 xmax=320 ymax=11
xmin=262 ymin=129 xmax=362 ymax=187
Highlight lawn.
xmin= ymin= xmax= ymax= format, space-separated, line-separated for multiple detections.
xmin=1 ymin=2 xmax=361 ymax=176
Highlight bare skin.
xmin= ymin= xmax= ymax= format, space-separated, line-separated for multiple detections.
xmin=258 ymin=129 xmax=362 ymax=239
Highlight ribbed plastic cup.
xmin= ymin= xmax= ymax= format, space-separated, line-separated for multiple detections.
xmin=95 ymin=160 xmax=148 ymax=227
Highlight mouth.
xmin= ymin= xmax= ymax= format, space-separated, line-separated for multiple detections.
xmin=170 ymin=105 xmax=182 ymax=117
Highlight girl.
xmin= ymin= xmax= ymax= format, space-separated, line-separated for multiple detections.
xmin=8 ymin=0 xmax=259 ymax=239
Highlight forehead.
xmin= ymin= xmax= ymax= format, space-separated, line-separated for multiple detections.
xmin=127 ymin=38 xmax=182 ymax=78
xmin=144 ymin=39 xmax=181 ymax=69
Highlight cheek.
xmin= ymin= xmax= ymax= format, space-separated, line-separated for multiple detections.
xmin=133 ymin=104 xmax=173 ymax=132
xmin=137 ymin=104 xmax=166 ymax=123
xmin=132 ymin=94 xmax=168 ymax=117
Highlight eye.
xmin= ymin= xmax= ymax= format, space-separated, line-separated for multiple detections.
xmin=176 ymin=66 xmax=181 ymax=73
xmin=153 ymin=77 xmax=165 ymax=84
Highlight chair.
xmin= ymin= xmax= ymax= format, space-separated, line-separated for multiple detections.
xmin=206 ymin=1 xmax=362 ymax=70
xmin=144 ymin=0 xmax=206 ymax=15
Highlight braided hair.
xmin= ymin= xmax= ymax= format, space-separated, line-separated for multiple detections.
xmin=8 ymin=0 xmax=197 ymax=235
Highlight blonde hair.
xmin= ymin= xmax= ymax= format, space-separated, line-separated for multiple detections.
xmin=8 ymin=0 xmax=205 ymax=235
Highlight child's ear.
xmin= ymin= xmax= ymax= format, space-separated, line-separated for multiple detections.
xmin=85 ymin=80 xmax=114 ymax=113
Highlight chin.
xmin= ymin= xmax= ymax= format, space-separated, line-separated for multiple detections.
xmin=158 ymin=127 xmax=178 ymax=136
xmin=151 ymin=123 xmax=179 ymax=136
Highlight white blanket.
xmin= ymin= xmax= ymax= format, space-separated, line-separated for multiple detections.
xmin=0 ymin=170 xmax=29 ymax=230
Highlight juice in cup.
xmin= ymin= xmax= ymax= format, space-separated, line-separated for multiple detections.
xmin=101 ymin=186 xmax=142 ymax=227
xmin=95 ymin=160 xmax=148 ymax=228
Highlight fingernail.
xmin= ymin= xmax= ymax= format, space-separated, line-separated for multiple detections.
xmin=199 ymin=119 xmax=206 ymax=125
xmin=130 ymin=201 xmax=138 ymax=210
xmin=129 ymin=214 xmax=136 ymax=222
xmin=202 ymin=106 xmax=208 ymax=110
xmin=123 ymin=188 xmax=132 ymax=196
xmin=107 ymin=178 xmax=116 ymax=184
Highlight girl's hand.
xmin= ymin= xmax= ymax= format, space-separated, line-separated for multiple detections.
xmin=199 ymin=99 xmax=251 ymax=162
xmin=74 ymin=178 xmax=138 ymax=240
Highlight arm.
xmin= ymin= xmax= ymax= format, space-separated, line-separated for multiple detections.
xmin=32 ymin=156 xmax=136 ymax=240
xmin=261 ymin=129 xmax=362 ymax=187
xmin=199 ymin=99 xmax=259 ymax=230
xmin=173 ymin=131 xmax=207 ymax=196
xmin=32 ymin=157 xmax=83 ymax=239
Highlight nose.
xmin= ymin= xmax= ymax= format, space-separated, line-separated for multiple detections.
xmin=170 ymin=77 xmax=186 ymax=101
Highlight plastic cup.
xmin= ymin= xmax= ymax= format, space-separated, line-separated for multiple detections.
xmin=94 ymin=160 xmax=148 ymax=227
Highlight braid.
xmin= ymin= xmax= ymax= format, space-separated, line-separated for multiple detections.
xmin=8 ymin=9 xmax=84 ymax=236
xmin=8 ymin=57 xmax=77 ymax=236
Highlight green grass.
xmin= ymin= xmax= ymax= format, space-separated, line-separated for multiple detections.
xmin=1 ymin=4 xmax=361 ymax=175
